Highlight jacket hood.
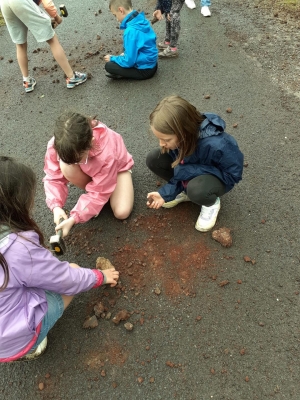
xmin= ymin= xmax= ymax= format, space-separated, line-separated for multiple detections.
xmin=200 ymin=113 xmax=226 ymax=138
xmin=120 ymin=11 xmax=150 ymax=33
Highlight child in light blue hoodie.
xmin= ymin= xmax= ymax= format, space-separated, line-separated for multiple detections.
xmin=104 ymin=0 xmax=158 ymax=80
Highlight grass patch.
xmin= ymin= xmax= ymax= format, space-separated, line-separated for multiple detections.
xmin=0 ymin=11 xmax=5 ymax=27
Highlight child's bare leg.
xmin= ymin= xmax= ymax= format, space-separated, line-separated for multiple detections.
xmin=16 ymin=43 xmax=28 ymax=77
xmin=110 ymin=171 xmax=134 ymax=219
xmin=59 ymin=161 xmax=92 ymax=190
xmin=61 ymin=263 xmax=79 ymax=309
xmin=47 ymin=34 xmax=73 ymax=78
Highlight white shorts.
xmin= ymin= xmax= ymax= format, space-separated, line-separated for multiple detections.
xmin=1 ymin=0 xmax=55 ymax=44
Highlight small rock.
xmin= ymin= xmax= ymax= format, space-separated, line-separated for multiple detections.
xmin=261 ymin=219 xmax=266 ymax=224
xmin=137 ymin=377 xmax=144 ymax=383
xmin=154 ymin=287 xmax=161 ymax=295
xmin=233 ymin=123 xmax=238 ymax=128
xmin=226 ymin=107 xmax=232 ymax=113
xmin=149 ymin=377 xmax=155 ymax=383
xmin=124 ymin=322 xmax=134 ymax=331
xmin=112 ymin=310 xmax=130 ymax=324
xmin=243 ymin=256 xmax=252 ymax=262
xmin=83 ymin=315 xmax=98 ymax=329
xmin=105 ymin=312 xmax=112 ymax=320
xmin=210 ymin=368 xmax=216 ymax=375
xmin=156 ymin=181 xmax=161 ymax=187
xmin=45 ymin=373 xmax=50 ymax=379
xmin=38 ymin=382 xmax=44 ymax=391
xmin=166 ymin=361 xmax=175 ymax=367
xmin=258 ymin=321 xmax=265 ymax=327
xmin=94 ymin=301 xmax=105 ymax=318
xmin=97 ymin=35 xmax=101 ymax=40
xmin=237 ymin=279 xmax=242 ymax=284
xmin=240 ymin=348 xmax=246 ymax=355
xmin=219 ymin=280 xmax=229 ymax=287
xmin=96 ymin=257 xmax=114 ymax=270
xmin=112 ymin=382 xmax=118 ymax=388
xmin=204 ymin=95 xmax=210 ymax=99
xmin=8 ymin=59 xmax=13 ymax=63
xmin=196 ymin=316 xmax=202 ymax=321
xmin=212 ymin=227 xmax=232 ymax=247
xmin=245 ymin=376 xmax=250 ymax=382
xmin=94 ymin=12 xmax=98 ymax=16
xmin=100 ymin=370 xmax=106 ymax=377
xmin=243 ymin=162 xmax=249 ymax=167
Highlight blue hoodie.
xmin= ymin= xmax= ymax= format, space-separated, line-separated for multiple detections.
xmin=158 ymin=113 xmax=244 ymax=202
xmin=110 ymin=11 xmax=158 ymax=69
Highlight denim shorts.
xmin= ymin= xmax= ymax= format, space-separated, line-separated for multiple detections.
xmin=29 ymin=291 xmax=64 ymax=351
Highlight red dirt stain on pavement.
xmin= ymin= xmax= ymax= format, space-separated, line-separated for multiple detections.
xmin=85 ymin=340 xmax=128 ymax=368
xmin=113 ymin=210 xmax=211 ymax=297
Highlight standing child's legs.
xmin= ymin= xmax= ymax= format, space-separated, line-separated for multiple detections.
xmin=200 ymin=0 xmax=211 ymax=16
xmin=16 ymin=42 xmax=28 ymax=77
xmin=159 ymin=0 xmax=185 ymax=58
xmin=47 ymin=35 xmax=74 ymax=79
xmin=110 ymin=171 xmax=134 ymax=219
xmin=59 ymin=161 xmax=92 ymax=189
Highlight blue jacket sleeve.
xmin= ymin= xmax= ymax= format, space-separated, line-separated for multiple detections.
xmin=110 ymin=29 xmax=139 ymax=68
xmin=158 ymin=178 xmax=183 ymax=202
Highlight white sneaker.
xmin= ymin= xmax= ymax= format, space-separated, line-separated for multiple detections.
xmin=163 ymin=191 xmax=190 ymax=208
xmin=195 ymin=198 xmax=220 ymax=232
xmin=19 ymin=337 xmax=48 ymax=361
xmin=185 ymin=0 xmax=196 ymax=9
xmin=201 ymin=6 xmax=211 ymax=16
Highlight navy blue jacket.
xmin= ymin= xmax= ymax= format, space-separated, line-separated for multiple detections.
xmin=158 ymin=113 xmax=244 ymax=202
xmin=110 ymin=11 xmax=158 ymax=69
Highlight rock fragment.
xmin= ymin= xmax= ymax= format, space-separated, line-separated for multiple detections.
xmin=96 ymin=257 xmax=114 ymax=270
xmin=212 ymin=227 xmax=232 ymax=247
xmin=83 ymin=315 xmax=98 ymax=329
xmin=124 ymin=322 xmax=134 ymax=331
xmin=112 ymin=310 xmax=130 ymax=324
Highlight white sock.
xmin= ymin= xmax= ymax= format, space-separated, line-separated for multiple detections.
xmin=23 ymin=76 xmax=30 ymax=82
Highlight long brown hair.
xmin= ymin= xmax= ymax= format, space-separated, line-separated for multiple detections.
xmin=54 ymin=111 xmax=94 ymax=164
xmin=0 ymin=156 xmax=45 ymax=291
xmin=149 ymin=95 xmax=205 ymax=167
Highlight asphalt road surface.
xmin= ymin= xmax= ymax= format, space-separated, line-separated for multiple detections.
xmin=0 ymin=0 xmax=300 ymax=399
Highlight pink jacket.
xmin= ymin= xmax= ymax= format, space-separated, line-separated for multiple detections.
xmin=43 ymin=122 xmax=134 ymax=224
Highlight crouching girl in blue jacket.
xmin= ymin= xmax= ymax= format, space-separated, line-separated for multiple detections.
xmin=146 ymin=95 xmax=244 ymax=232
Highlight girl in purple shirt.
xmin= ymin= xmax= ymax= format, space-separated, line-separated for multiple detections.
xmin=0 ymin=156 xmax=119 ymax=362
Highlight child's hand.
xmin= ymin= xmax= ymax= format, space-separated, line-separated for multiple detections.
xmin=147 ymin=192 xmax=165 ymax=209
xmin=53 ymin=206 xmax=68 ymax=225
xmin=51 ymin=19 xmax=59 ymax=29
xmin=104 ymin=55 xmax=111 ymax=62
xmin=167 ymin=13 xmax=171 ymax=21
xmin=54 ymin=14 xmax=63 ymax=25
xmin=101 ymin=268 xmax=119 ymax=287
xmin=55 ymin=217 xmax=75 ymax=237
xmin=153 ymin=10 xmax=163 ymax=21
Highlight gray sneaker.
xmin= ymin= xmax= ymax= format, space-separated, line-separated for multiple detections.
xmin=66 ymin=71 xmax=87 ymax=89
xmin=158 ymin=41 xmax=170 ymax=50
xmin=162 ymin=191 xmax=190 ymax=208
xmin=158 ymin=46 xmax=179 ymax=58
xmin=23 ymin=77 xmax=36 ymax=93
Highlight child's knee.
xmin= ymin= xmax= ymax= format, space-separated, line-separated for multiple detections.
xmin=113 ymin=206 xmax=132 ymax=220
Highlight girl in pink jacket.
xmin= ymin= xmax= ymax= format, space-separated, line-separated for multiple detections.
xmin=43 ymin=112 xmax=134 ymax=237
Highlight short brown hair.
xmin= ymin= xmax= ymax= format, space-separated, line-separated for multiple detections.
xmin=54 ymin=111 xmax=93 ymax=164
xmin=149 ymin=96 xmax=205 ymax=167
xmin=109 ymin=0 xmax=132 ymax=11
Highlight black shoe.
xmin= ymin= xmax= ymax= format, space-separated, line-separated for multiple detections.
xmin=105 ymin=73 xmax=124 ymax=79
